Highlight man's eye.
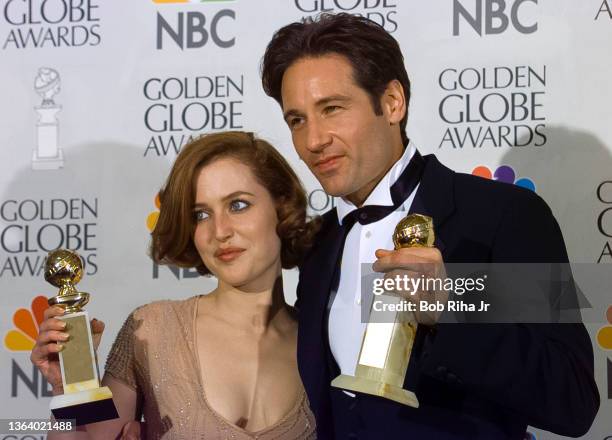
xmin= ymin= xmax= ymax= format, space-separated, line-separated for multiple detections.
xmin=230 ymin=200 xmax=250 ymax=212
xmin=288 ymin=117 xmax=303 ymax=129
xmin=324 ymin=105 xmax=341 ymax=114
xmin=194 ymin=210 xmax=209 ymax=222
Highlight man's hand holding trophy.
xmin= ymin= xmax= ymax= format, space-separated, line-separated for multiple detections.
xmin=375 ymin=213 xmax=449 ymax=327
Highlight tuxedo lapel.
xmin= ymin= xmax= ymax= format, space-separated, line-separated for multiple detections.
xmin=403 ymin=154 xmax=457 ymax=391
xmin=297 ymin=210 xmax=345 ymax=420
xmin=297 ymin=210 xmax=344 ymax=365
xmin=409 ymin=154 xmax=456 ymax=257
xmin=302 ymin=211 xmax=345 ymax=330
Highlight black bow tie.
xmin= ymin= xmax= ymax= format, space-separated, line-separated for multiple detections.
xmin=341 ymin=150 xmax=424 ymax=231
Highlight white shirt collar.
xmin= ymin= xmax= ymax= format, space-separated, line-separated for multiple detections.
xmin=336 ymin=141 xmax=417 ymax=225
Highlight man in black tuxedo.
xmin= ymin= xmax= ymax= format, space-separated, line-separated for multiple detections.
xmin=261 ymin=13 xmax=599 ymax=440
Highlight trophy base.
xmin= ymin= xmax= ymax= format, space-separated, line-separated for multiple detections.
xmin=32 ymin=148 xmax=64 ymax=170
xmin=50 ymin=386 xmax=118 ymax=425
xmin=331 ymin=374 xmax=419 ymax=408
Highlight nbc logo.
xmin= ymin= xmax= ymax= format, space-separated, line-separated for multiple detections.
xmin=597 ymin=305 xmax=612 ymax=399
xmin=4 ymin=296 xmax=48 ymax=351
xmin=4 ymin=295 xmax=54 ymax=397
xmin=146 ymin=194 xmax=199 ymax=279
xmin=154 ymin=0 xmax=236 ymax=50
xmin=598 ymin=305 xmax=612 ymax=350
xmin=472 ymin=165 xmax=536 ymax=192
xmin=146 ymin=194 xmax=161 ymax=232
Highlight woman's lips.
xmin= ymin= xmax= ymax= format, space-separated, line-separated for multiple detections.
xmin=215 ymin=248 xmax=245 ymax=262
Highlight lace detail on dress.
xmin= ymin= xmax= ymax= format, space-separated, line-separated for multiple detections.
xmin=103 ymin=297 xmax=316 ymax=439
xmin=105 ymin=310 xmax=139 ymax=390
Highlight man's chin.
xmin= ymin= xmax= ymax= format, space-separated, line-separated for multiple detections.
xmin=320 ymin=185 xmax=347 ymax=199
xmin=318 ymin=179 xmax=350 ymax=199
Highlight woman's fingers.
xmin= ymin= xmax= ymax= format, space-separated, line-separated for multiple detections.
xmin=91 ymin=318 xmax=105 ymax=335
xmin=40 ymin=307 xmax=67 ymax=338
xmin=34 ymin=309 xmax=68 ymax=364
xmin=43 ymin=305 xmax=65 ymax=320
xmin=38 ymin=317 xmax=67 ymax=333
xmin=31 ymin=341 xmax=63 ymax=363
xmin=35 ymin=330 xmax=70 ymax=345
xmin=31 ymin=305 xmax=66 ymax=393
xmin=91 ymin=318 xmax=105 ymax=350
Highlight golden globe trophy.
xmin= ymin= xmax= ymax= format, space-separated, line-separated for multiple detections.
xmin=45 ymin=249 xmax=118 ymax=424
xmin=331 ymin=214 xmax=435 ymax=407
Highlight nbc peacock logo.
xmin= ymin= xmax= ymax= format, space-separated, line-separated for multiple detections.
xmin=4 ymin=295 xmax=54 ymax=398
xmin=145 ymin=193 xmax=200 ymax=280
xmin=472 ymin=165 xmax=536 ymax=192
xmin=597 ymin=305 xmax=612 ymax=399
xmin=597 ymin=305 xmax=612 ymax=351
xmin=4 ymin=296 xmax=49 ymax=352
xmin=146 ymin=193 xmax=161 ymax=233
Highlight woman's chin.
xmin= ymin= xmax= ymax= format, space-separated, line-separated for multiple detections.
xmin=211 ymin=259 xmax=280 ymax=291
xmin=216 ymin=269 xmax=252 ymax=288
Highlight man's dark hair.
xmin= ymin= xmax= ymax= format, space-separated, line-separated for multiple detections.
xmin=261 ymin=13 xmax=411 ymax=146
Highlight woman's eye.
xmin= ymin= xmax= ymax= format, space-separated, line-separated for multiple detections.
xmin=230 ymin=200 xmax=250 ymax=212
xmin=195 ymin=210 xmax=209 ymax=222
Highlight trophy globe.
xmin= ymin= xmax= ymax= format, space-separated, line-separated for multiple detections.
xmin=45 ymin=249 xmax=89 ymax=313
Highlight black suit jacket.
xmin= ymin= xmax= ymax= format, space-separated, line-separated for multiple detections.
xmin=296 ymin=154 xmax=599 ymax=439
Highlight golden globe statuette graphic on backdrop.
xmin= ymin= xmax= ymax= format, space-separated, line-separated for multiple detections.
xmin=32 ymin=68 xmax=64 ymax=170
xmin=45 ymin=249 xmax=118 ymax=424
xmin=331 ymin=214 xmax=435 ymax=407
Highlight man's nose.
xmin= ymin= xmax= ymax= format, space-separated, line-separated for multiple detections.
xmin=305 ymin=118 xmax=332 ymax=153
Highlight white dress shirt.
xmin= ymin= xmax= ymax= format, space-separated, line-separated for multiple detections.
xmin=328 ymin=142 xmax=420 ymax=381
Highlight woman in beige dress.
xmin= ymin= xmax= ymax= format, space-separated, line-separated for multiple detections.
xmin=31 ymin=131 xmax=318 ymax=439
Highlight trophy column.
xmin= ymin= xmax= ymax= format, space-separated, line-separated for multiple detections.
xmin=45 ymin=249 xmax=118 ymax=425
xmin=33 ymin=105 xmax=64 ymax=170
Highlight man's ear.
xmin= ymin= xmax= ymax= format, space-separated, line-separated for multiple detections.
xmin=381 ymin=79 xmax=406 ymax=125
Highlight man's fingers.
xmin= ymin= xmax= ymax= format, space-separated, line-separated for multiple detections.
xmin=372 ymin=248 xmax=447 ymax=326
xmin=373 ymin=247 xmax=442 ymax=273
xmin=376 ymin=247 xmax=442 ymax=260
xmin=374 ymin=257 xmax=436 ymax=274
xmin=375 ymin=249 xmax=393 ymax=259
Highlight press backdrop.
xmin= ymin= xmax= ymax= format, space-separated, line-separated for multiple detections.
xmin=1 ymin=1 xmax=611 ymax=439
